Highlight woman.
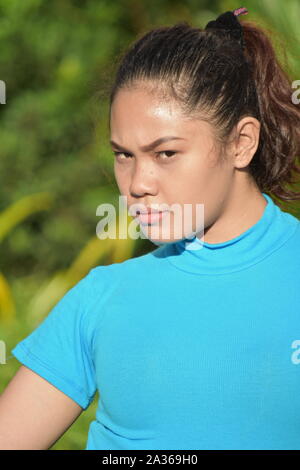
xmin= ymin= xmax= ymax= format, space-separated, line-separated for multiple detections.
xmin=2 ymin=7 xmax=300 ymax=450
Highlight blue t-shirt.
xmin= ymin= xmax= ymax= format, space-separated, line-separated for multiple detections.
xmin=11 ymin=192 xmax=300 ymax=450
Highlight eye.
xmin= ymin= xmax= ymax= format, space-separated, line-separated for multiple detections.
xmin=112 ymin=151 xmax=132 ymax=160
xmin=157 ymin=150 xmax=177 ymax=160
xmin=112 ymin=150 xmax=177 ymax=161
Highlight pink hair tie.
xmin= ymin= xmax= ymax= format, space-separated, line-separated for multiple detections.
xmin=233 ymin=7 xmax=248 ymax=17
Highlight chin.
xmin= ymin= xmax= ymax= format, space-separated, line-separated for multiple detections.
xmin=138 ymin=216 xmax=202 ymax=245
xmin=142 ymin=230 xmax=196 ymax=246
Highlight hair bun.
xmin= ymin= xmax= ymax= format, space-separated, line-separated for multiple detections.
xmin=204 ymin=7 xmax=248 ymax=51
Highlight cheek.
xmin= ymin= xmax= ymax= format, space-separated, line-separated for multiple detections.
xmin=173 ymin=159 xmax=230 ymax=222
xmin=176 ymin=160 xmax=211 ymax=198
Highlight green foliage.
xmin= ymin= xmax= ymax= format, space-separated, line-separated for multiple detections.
xmin=0 ymin=192 xmax=54 ymax=323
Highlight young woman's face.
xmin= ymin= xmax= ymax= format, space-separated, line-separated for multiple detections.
xmin=109 ymin=85 xmax=236 ymax=244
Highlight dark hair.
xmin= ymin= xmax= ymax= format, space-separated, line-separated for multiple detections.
xmin=109 ymin=16 xmax=300 ymax=208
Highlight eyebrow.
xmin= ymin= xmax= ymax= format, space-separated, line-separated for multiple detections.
xmin=110 ymin=136 xmax=186 ymax=153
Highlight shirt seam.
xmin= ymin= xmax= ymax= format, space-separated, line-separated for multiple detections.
xmin=13 ymin=341 xmax=91 ymax=406
xmin=80 ymin=267 xmax=104 ymax=377
xmin=82 ymin=265 xmax=119 ymax=361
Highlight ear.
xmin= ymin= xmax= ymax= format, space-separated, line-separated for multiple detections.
xmin=232 ymin=117 xmax=261 ymax=169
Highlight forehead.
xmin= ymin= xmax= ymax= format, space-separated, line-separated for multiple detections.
xmin=111 ymin=86 xmax=180 ymax=120
xmin=110 ymin=87 xmax=212 ymax=141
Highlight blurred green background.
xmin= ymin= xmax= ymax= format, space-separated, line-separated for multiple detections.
xmin=0 ymin=0 xmax=299 ymax=450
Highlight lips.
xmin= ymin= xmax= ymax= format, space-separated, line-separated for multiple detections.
xmin=129 ymin=204 xmax=170 ymax=218
xmin=137 ymin=210 xmax=162 ymax=215
xmin=137 ymin=211 xmax=169 ymax=224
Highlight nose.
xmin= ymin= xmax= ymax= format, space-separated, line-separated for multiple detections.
xmin=129 ymin=160 xmax=158 ymax=197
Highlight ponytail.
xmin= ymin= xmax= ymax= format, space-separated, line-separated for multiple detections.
xmin=242 ymin=20 xmax=300 ymax=205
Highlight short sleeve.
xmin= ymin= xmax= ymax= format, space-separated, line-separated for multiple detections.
xmin=11 ymin=268 xmax=98 ymax=411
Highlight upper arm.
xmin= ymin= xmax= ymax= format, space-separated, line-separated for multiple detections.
xmin=0 ymin=365 xmax=84 ymax=450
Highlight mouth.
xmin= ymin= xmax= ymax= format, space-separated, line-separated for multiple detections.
xmin=136 ymin=210 xmax=169 ymax=225
xmin=136 ymin=210 xmax=163 ymax=215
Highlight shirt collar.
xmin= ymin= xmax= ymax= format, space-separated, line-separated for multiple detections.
xmin=164 ymin=193 xmax=298 ymax=275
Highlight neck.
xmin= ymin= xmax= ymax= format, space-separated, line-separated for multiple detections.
xmin=196 ymin=174 xmax=267 ymax=245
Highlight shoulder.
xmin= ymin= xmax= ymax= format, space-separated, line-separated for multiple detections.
xmin=81 ymin=243 xmax=174 ymax=316
xmin=273 ymin=208 xmax=300 ymax=265
xmin=280 ymin=209 xmax=300 ymax=243
xmin=89 ymin=242 xmax=173 ymax=285
xmin=80 ymin=247 xmax=170 ymax=338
